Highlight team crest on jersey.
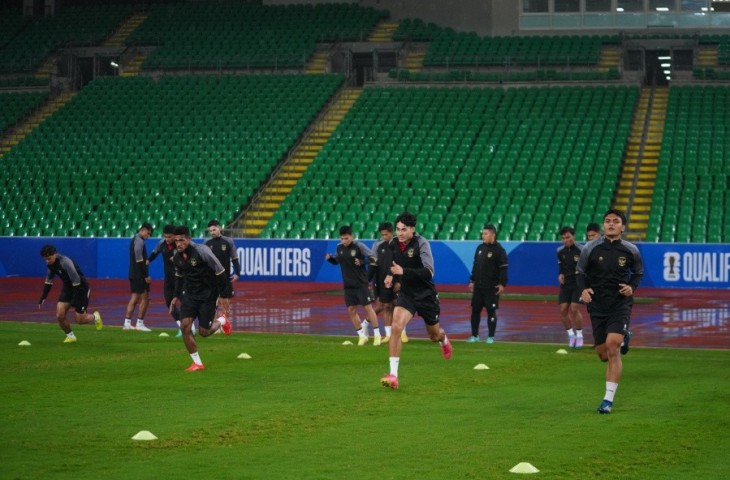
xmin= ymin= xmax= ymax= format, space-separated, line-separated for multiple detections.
xmin=487 ymin=252 xmax=493 ymax=258
xmin=407 ymin=248 xmax=415 ymax=258
xmin=574 ymin=255 xmax=579 ymax=262
xmin=191 ymin=257 xmax=198 ymax=266
xmin=350 ymin=249 xmax=356 ymax=257
xmin=618 ymin=257 xmax=627 ymax=267
xmin=598 ymin=256 xmax=604 ymax=263
xmin=221 ymin=244 xmax=227 ymax=251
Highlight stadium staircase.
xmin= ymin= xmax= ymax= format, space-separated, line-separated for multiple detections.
xmin=404 ymin=46 xmax=426 ymax=72
xmin=102 ymin=12 xmax=149 ymax=48
xmin=305 ymin=50 xmax=329 ymax=74
xmin=367 ymin=20 xmax=399 ymax=42
xmin=120 ymin=54 xmax=147 ymax=77
xmin=598 ymin=45 xmax=621 ymax=72
xmin=0 ymin=92 xmax=75 ymax=158
xmin=696 ymin=45 xmax=718 ymax=68
xmin=615 ymin=86 xmax=667 ymax=241
xmin=34 ymin=53 xmax=62 ymax=79
xmin=236 ymin=87 xmax=362 ymax=237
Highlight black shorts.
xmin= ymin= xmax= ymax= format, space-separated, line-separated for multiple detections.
xmin=163 ymin=281 xmax=175 ymax=307
xmin=376 ymin=284 xmax=395 ymax=303
xmin=471 ymin=287 xmax=499 ymax=311
xmin=558 ymin=284 xmax=582 ymax=304
xmin=395 ymin=292 xmax=440 ymax=326
xmin=59 ymin=285 xmax=90 ymax=314
xmin=129 ymin=278 xmax=150 ymax=294
xmin=343 ymin=286 xmax=374 ymax=307
xmin=588 ymin=307 xmax=631 ymax=345
xmin=179 ymin=295 xmax=217 ymax=329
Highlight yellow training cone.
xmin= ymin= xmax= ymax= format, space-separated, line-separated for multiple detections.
xmin=473 ymin=363 xmax=490 ymax=370
xmin=237 ymin=353 xmax=252 ymax=359
xmin=18 ymin=340 xmax=31 ymax=346
xmin=556 ymin=349 xmax=568 ymax=354
xmin=510 ymin=462 xmax=539 ymax=474
xmin=132 ymin=431 xmax=158 ymax=441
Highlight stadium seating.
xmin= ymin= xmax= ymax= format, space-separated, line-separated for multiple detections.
xmin=0 ymin=5 xmax=133 ymax=73
xmin=393 ymin=19 xmax=617 ymax=68
xmin=262 ymin=85 xmax=637 ymax=241
xmin=128 ymin=2 xmax=386 ymax=70
xmin=0 ymin=74 xmax=343 ymax=237
xmin=649 ymin=86 xmax=729 ymax=243
xmin=0 ymin=91 xmax=48 ymax=133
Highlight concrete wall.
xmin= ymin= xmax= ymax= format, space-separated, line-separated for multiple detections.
xmin=264 ymin=0 xmax=520 ymax=36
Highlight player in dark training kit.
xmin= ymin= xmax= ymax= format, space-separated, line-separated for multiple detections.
xmin=148 ymin=224 xmax=191 ymax=337
xmin=326 ymin=225 xmax=381 ymax=346
xmin=206 ymin=220 xmax=241 ymax=284
xmin=38 ymin=244 xmax=102 ymax=343
xmin=380 ymin=212 xmax=452 ymax=390
xmin=577 ymin=209 xmax=643 ymax=414
xmin=124 ymin=223 xmax=153 ymax=331
xmin=170 ymin=226 xmax=233 ymax=372
xmin=557 ymin=226 xmax=585 ymax=348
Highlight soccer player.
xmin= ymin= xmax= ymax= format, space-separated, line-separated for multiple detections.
xmin=38 ymin=244 xmax=102 ymax=343
xmin=586 ymin=222 xmax=601 ymax=241
xmin=205 ymin=220 xmax=241 ymax=284
xmin=170 ymin=225 xmax=233 ymax=372
xmin=576 ymin=209 xmax=643 ymax=414
xmin=370 ymin=222 xmax=407 ymax=344
xmin=148 ymin=224 xmax=191 ymax=337
xmin=557 ymin=226 xmax=584 ymax=348
xmin=467 ymin=224 xmax=508 ymax=344
xmin=380 ymin=212 xmax=452 ymax=390
xmin=325 ymin=225 xmax=381 ymax=346
xmin=124 ymin=223 xmax=153 ymax=331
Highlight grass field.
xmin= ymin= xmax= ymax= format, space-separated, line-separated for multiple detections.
xmin=2 ymin=322 xmax=728 ymax=480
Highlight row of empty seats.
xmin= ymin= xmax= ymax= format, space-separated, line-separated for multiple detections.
xmin=0 ymin=5 xmax=133 ymax=73
xmin=0 ymin=74 xmax=344 ymax=238
xmin=128 ymin=2 xmax=385 ymax=70
xmin=0 ymin=91 xmax=48 ymax=132
xmin=263 ymin=85 xmax=636 ymax=241
xmin=649 ymin=86 xmax=730 ymax=243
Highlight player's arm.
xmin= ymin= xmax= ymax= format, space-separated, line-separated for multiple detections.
xmin=148 ymin=240 xmax=164 ymax=263
xmin=575 ymin=243 xmax=594 ymax=301
xmin=226 ymin=237 xmax=241 ymax=279
xmin=200 ymin=246 xmax=233 ymax=299
xmin=134 ymin=237 xmax=149 ymax=278
xmin=39 ymin=270 xmax=53 ymax=307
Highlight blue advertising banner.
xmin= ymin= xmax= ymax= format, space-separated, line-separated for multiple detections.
xmin=1 ymin=237 xmax=728 ymax=289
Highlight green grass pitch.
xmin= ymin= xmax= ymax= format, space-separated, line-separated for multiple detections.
xmin=2 ymin=322 xmax=728 ymax=479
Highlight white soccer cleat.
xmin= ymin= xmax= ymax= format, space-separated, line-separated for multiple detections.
xmin=135 ymin=323 xmax=152 ymax=332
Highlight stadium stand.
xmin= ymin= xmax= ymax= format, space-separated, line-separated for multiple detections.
xmin=261 ymin=85 xmax=637 ymax=241
xmin=0 ymin=74 xmax=343 ymax=238
xmin=0 ymin=5 xmax=134 ymax=73
xmin=0 ymin=92 xmax=49 ymax=133
xmin=649 ymin=86 xmax=730 ymax=244
xmin=127 ymin=2 xmax=386 ymax=70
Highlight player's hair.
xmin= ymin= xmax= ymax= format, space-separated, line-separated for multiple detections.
xmin=378 ymin=222 xmax=394 ymax=232
xmin=586 ymin=222 xmax=600 ymax=233
xmin=40 ymin=244 xmax=56 ymax=257
xmin=173 ymin=225 xmax=191 ymax=237
xmin=162 ymin=224 xmax=176 ymax=235
xmin=140 ymin=222 xmax=153 ymax=232
xmin=207 ymin=219 xmax=221 ymax=228
xmin=395 ymin=212 xmax=417 ymax=227
xmin=559 ymin=226 xmax=575 ymax=236
xmin=604 ymin=208 xmax=627 ymax=225
xmin=483 ymin=224 xmax=497 ymax=236
xmin=339 ymin=225 xmax=353 ymax=236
